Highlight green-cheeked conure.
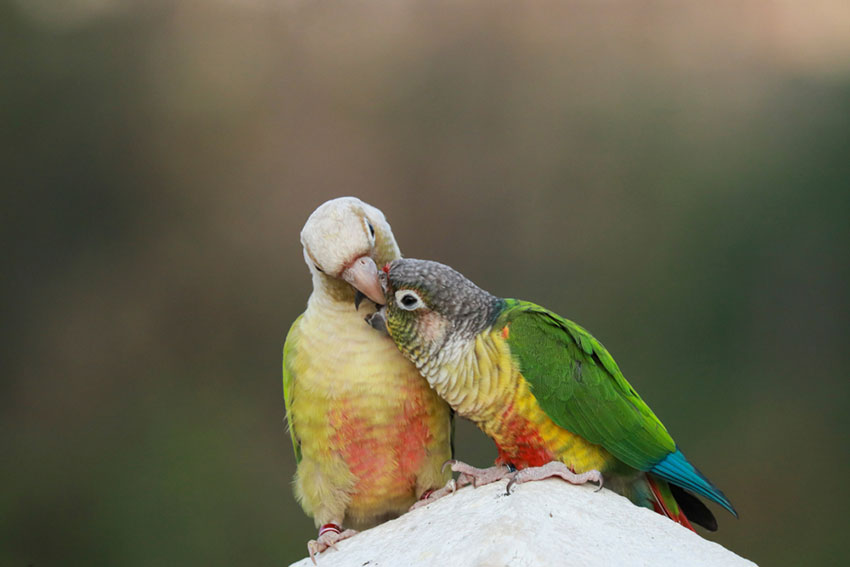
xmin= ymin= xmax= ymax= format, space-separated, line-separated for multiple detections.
xmin=283 ymin=200 xmax=453 ymax=561
xmin=366 ymin=258 xmax=736 ymax=532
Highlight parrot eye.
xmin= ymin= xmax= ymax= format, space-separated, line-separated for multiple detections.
xmin=395 ymin=290 xmax=425 ymax=311
xmin=364 ymin=219 xmax=376 ymax=241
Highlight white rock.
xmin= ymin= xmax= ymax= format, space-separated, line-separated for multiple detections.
xmin=290 ymin=479 xmax=755 ymax=567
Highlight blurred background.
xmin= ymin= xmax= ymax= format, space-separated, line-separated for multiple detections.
xmin=2 ymin=1 xmax=849 ymax=565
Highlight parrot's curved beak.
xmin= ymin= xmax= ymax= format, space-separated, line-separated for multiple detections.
xmin=365 ymin=307 xmax=388 ymax=335
xmin=342 ymin=256 xmax=386 ymax=307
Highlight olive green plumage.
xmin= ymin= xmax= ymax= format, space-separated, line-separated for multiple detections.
xmin=282 ymin=314 xmax=303 ymax=465
xmin=498 ymin=300 xmax=676 ymax=472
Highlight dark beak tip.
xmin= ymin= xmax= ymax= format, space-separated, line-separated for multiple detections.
xmin=354 ymin=290 xmax=365 ymax=311
xmin=364 ymin=310 xmax=388 ymax=334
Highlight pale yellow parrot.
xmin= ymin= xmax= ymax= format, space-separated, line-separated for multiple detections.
xmin=283 ymin=197 xmax=453 ymax=561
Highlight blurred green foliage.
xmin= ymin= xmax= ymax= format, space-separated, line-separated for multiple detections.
xmin=2 ymin=2 xmax=849 ymax=566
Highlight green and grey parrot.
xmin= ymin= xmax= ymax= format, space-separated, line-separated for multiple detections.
xmin=366 ymin=258 xmax=737 ymax=531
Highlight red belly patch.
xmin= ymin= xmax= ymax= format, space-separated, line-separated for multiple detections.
xmin=328 ymin=391 xmax=434 ymax=496
xmin=493 ymin=401 xmax=555 ymax=469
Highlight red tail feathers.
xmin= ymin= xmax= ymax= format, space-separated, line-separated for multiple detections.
xmin=648 ymin=475 xmax=696 ymax=532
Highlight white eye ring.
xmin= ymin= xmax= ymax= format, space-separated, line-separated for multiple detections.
xmin=395 ymin=290 xmax=425 ymax=311
xmin=364 ymin=218 xmax=376 ymax=243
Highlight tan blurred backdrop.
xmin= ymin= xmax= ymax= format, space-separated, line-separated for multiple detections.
xmin=2 ymin=1 xmax=849 ymax=565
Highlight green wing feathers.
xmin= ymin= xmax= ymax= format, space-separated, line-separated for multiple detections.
xmin=501 ymin=300 xmax=676 ymax=472
xmin=282 ymin=314 xmax=303 ymax=464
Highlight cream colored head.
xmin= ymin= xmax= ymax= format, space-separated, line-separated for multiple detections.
xmin=301 ymin=197 xmax=401 ymax=304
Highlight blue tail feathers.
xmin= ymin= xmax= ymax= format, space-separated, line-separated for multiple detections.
xmin=650 ymin=449 xmax=738 ymax=517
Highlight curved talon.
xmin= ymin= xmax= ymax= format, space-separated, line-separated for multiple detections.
xmin=409 ymin=477 xmax=461 ymax=511
xmin=505 ymin=473 xmax=519 ymax=495
xmin=504 ymin=463 xmax=605 ymax=496
xmin=307 ymin=541 xmax=319 ymax=565
xmin=441 ymin=459 xmax=457 ymax=474
xmin=307 ymin=525 xmax=357 ymax=563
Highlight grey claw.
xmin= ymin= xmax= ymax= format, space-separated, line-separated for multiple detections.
xmin=505 ymin=473 xmax=519 ymax=496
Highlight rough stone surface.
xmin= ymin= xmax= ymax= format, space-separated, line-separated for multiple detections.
xmin=290 ymin=479 xmax=755 ymax=567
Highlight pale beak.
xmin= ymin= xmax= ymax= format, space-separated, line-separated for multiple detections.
xmin=342 ymin=256 xmax=386 ymax=306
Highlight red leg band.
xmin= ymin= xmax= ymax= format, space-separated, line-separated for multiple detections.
xmin=318 ymin=523 xmax=341 ymax=537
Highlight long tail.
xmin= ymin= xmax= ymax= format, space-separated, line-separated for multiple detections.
xmin=650 ymin=449 xmax=737 ymax=517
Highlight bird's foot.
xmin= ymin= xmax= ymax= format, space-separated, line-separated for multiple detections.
xmin=505 ymin=461 xmax=604 ymax=495
xmin=409 ymin=477 xmax=467 ymax=511
xmin=445 ymin=459 xmax=517 ymax=488
xmin=307 ymin=523 xmax=357 ymax=564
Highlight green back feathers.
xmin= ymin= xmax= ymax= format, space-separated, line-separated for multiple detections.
xmin=282 ymin=314 xmax=303 ymax=464
xmin=499 ymin=299 xmax=676 ymax=472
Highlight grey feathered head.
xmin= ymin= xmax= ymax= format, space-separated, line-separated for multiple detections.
xmin=373 ymin=259 xmax=504 ymax=367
